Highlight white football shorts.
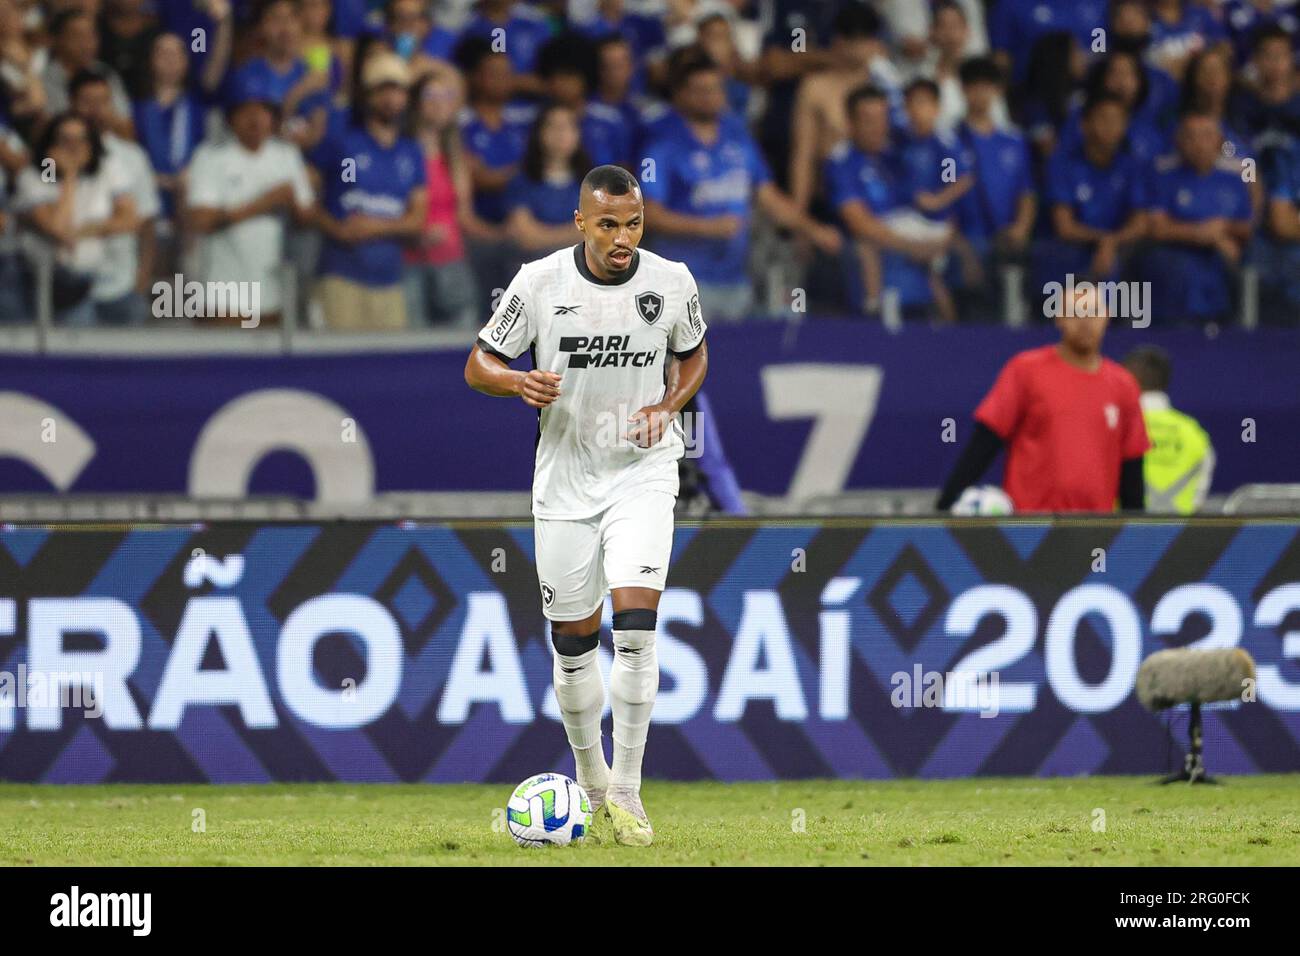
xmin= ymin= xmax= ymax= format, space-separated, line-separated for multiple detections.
xmin=534 ymin=489 xmax=676 ymax=621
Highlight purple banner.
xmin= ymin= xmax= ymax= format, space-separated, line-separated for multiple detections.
xmin=0 ymin=324 xmax=1296 ymax=498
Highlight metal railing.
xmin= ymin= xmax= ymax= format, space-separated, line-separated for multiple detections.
xmin=0 ymin=490 xmax=1268 ymax=523
xmin=0 ymin=233 xmax=1281 ymax=355
xmin=1222 ymin=484 xmax=1300 ymax=515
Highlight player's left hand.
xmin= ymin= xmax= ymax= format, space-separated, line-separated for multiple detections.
xmin=625 ymin=404 xmax=674 ymax=448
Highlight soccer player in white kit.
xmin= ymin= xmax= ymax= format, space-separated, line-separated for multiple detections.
xmin=464 ymin=165 xmax=708 ymax=846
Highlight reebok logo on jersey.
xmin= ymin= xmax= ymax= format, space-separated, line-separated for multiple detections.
xmin=639 ymin=566 xmax=660 ymax=574
xmin=554 ymin=305 xmax=581 ymax=314
xmin=559 ymin=335 xmax=659 ymax=369
xmin=636 ymin=291 xmax=664 ymax=325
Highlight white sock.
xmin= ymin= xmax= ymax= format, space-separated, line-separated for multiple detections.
xmin=610 ymin=627 xmax=658 ymax=792
xmin=551 ymin=645 xmax=609 ymax=792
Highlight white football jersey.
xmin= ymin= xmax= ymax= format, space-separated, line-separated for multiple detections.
xmin=478 ymin=243 xmax=707 ymax=519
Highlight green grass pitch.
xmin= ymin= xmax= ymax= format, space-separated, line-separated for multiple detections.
xmin=1 ymin=776 xmax=1296 ymax=866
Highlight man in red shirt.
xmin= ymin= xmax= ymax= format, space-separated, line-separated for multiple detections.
xmin=937 ymin=286 xmax=1150 ymax=512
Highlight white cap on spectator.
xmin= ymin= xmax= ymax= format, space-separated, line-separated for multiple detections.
xmin=362 ymin=53 xmax=412 ymax=91
xmin=694 ymin=0 xmax=736 ymax=26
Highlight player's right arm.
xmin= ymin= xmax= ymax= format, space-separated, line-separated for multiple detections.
xmin=935 ymin=423 xmax=1003 ymax=511
xmin=463 ymin=266 xmax=561 ymax=408
xmin=464 ymin=346 xmax=561 ymax=408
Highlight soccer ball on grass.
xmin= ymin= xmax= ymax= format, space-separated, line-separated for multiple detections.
xmin=506 ymin=773 xmax=593 ymax=847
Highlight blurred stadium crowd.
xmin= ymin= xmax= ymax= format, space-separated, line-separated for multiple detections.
xmin=1 ymin=0 xmax=1300 ymax=329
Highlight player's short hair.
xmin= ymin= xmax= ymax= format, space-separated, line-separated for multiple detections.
xmin=845 ymin=83 xmax=887 ymax=116
xmin=1058 ymin=283 xmax=1108 ymax=319
xmin=959 ymin=55 xmax=1004 ymax=87
xmin=1123 ymin=346 xmax=1172 ymax=392
xmin=904 ymin=77 xmax=940 ymax=102
xmin=581 ymin=164 xmax=640 ymax=199
xmin=832 ymin=2 xmax=883 ymax=39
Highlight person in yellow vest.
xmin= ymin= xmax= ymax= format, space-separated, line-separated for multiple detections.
xmin=1122 ymin=346 xmax=1215 ymax=514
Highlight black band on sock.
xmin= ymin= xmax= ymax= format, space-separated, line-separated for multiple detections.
xmin=612 ymin=609 xmax=657 ymax=632
xmin=551 ymin=629 xmax=600 ymax=657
